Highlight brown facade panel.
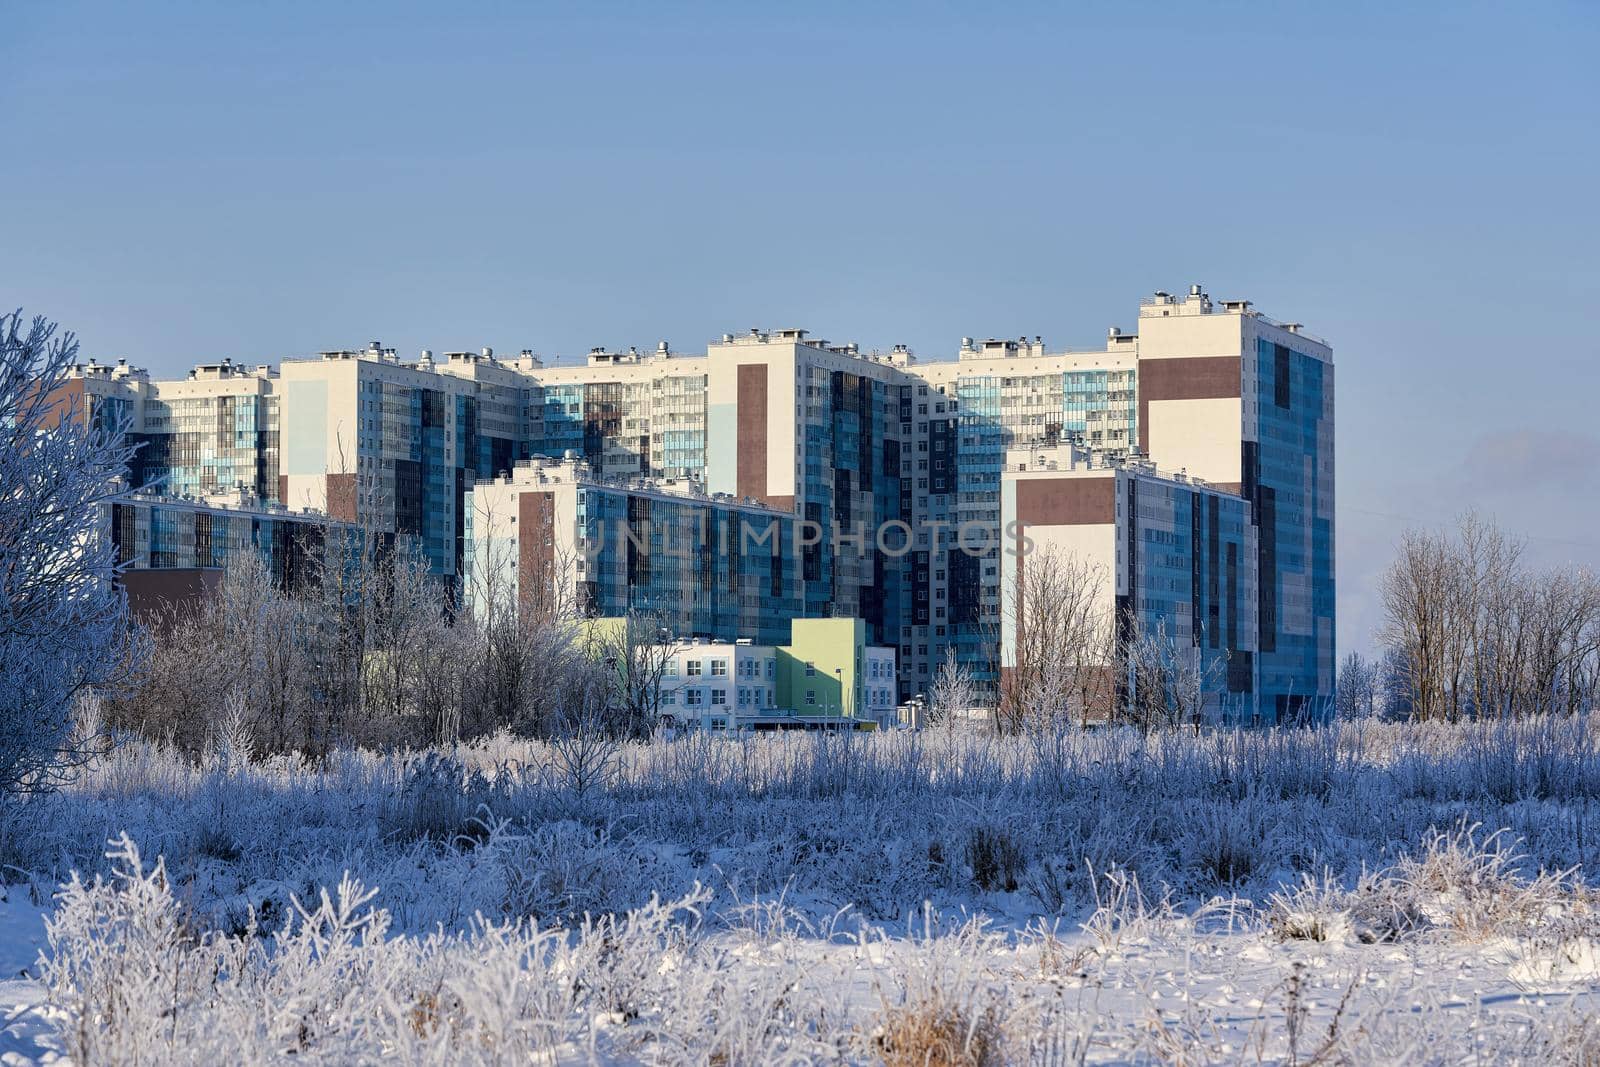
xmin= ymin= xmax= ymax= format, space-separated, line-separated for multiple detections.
xmin=517 ymin=490 xmax=556 ymax=617
xmin=326 ymin=473 xmax=358 ymax=523
xmin=34 ymin=379 xmax=88 ymax=431
xmin=1014 ymin=476 xmax=1117 ymax=526
xmin=736 ymin=364 xmax=768 ymax=504
xmin=123 ymin=568 xmax=223 ymax=627
xmin=1137 ymin=355 xmax=1242 ymax=453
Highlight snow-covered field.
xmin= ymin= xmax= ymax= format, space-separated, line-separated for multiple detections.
xmin=4 ymin=718 xmax=1600 ymax=1063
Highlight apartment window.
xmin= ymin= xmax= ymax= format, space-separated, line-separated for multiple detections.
xmin=805 ymin=690 xmax=816 ymax=706
xmin=711 ymin=690 xmax=726 ymax=706
xmin=665 ymin=661 xmax=678 ymax=676
xmin=685 ymin=689 xmax=703 ymax=706
xmin=662 ymin=690 xmax=677 ymax=706
xmin=686 ymin=660 xmax=702 ymax=676
xmin=766 ymin=660 xmax=775 ymax=678
xmin=805 ymin=661 xmax=816 ymax=676
xmin=711 ymin=659 xmax=727 ymax=676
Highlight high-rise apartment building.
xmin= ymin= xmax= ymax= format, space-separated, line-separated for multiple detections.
xmin=277 ymin=343 xmax=528 ymax=576
xmin=1131 ymin=288 xmax=1336 ymax=715
xmin=65 ymin=284 xmax=1333 ymax=719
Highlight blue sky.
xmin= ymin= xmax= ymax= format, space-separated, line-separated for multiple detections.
xmin=3 ymin=0 xmax=1597 ymax=654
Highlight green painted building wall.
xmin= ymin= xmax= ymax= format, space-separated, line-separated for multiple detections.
xmin=778 ymin=618 xmax=866 ymax=719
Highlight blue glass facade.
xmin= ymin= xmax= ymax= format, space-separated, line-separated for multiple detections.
xmin=1249 ymin=337 xmax=1335 ymax=718
xmin=132 ymin=393 xmax=276 ymax=502
xmin=1123 ymin=473 xmax=1255 ymax=717
xmin=572 ymin=486 xmax=803 ymax=646
xmin=109 ymin=496 xmax=355 ymax=589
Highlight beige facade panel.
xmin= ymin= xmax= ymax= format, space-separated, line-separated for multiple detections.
xmin=1146 ymin=396 xmax=1244 ymax=486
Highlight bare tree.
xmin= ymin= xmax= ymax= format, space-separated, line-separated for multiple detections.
xmin=0 ymin=312 xmax=145 ymax=793
xmin=354 ymin=537 xmax=464 ymax=745
xmin=1379 ymin=525 xmax=1459 ymax=722
xmin=459 ymin=494 xmax=592 ymax=739
xmin=110 ymin=550 xmax=318 ymax=756
xmin=300 ymin=441 xmax=397 ymax=752
xmin=1380 ymin=512 xmax=1600 ymax=720
xmin=998 ymin=548 xmax=1115 ymax=734
xmin=1336 ymin=651 xmax=1377 ymax=720
xmin=586 ymin=610 xmax=675 ymax=740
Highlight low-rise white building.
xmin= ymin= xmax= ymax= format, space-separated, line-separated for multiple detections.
xmin=660 ymin=638 xmax=779 ymax=728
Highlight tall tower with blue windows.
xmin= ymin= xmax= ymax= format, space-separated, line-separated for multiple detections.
xmin=1134 ymin=286 xmax=1335 ymax=719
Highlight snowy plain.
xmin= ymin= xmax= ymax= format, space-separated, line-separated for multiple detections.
xmin=3 ymin=718 xmax=1600 ymax=1063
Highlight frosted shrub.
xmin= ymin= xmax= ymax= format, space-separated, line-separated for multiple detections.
xmin=1263 ymin=821 xmax=1599 ymax=951
xmin=40 ymin=832 xmax=729 ymax=1065
xmin=11 ymin=717 xmax=1600 ymax=934
xmin=1265 ymin=869 xmax=1424 ymax=944
xmin=382 ymin=752 xmax=506 ymax=843
xmin=867 ymin=909 xmax=1008 ymax=1067
xmin=1177 ymin=796 xmax=1271 ymax=887
xmin=482 ymin=813 xmax=683 ymax=924
xmin=964 ymin=825 xmax=1024 ymax=893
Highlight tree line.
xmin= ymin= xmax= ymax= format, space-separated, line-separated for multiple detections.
xmin=1341 ymin=512 xmax=1600 ymax=721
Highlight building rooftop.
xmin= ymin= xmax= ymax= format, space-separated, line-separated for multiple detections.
xmin=122 ymin=489 xmax=354 ymax=524
xmin=482 ymin=454 xmax=798 ymax=515
xmin=1004 ymin=442 xmax=1235 ymax=495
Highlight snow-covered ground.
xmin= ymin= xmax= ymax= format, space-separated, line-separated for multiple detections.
xmin=3 ymin=718 xmax=1600 ymax=1063
xmin=0 ymin=890 xmax=50 ymax=1067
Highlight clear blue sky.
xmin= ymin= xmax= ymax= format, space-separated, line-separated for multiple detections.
xmin=4 ymin=0 xmax=1597 ymax=654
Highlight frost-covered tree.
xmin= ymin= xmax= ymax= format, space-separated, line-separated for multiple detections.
xmin=928 ymin=645 xmax=977 ymax=732
xmin=1123 ymin=615 xmax=1227 ymax=732
xmin=0 ymin=311 xmax=143 ymax=793
xmin=585 ymin=609 xmax=675 ymax=740
xmin=1337 ymin=651 xmax=1378 ymax=719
